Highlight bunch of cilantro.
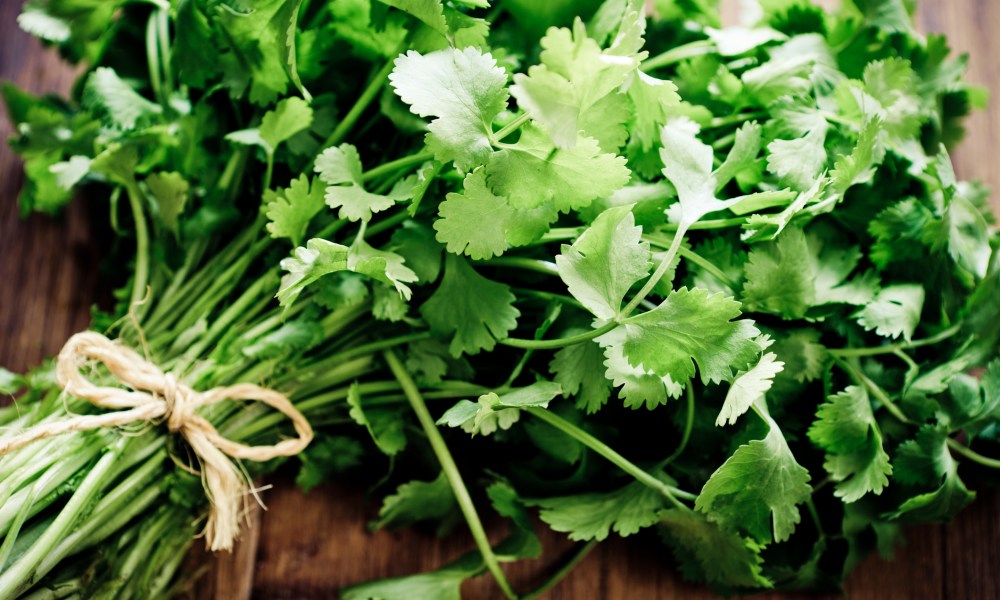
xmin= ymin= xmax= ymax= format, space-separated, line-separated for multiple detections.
xmin=4 ymin=0 xmax=1000 ymax=597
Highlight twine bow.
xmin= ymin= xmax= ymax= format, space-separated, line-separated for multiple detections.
xmin=0 ymin=331 xmax=313 ymax=551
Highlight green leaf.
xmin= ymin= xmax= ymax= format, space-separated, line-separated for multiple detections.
xmin=82 ymin=67 xmax=161 ymax=130
xmin=342 ymin=554 xmax=483 ymax=600
xmin=215 ymin=0 xmax=309 ymax=104
xmin=390 ymin=48 xmax=509 ymax=171
xmin=225 ymin=98 xmax=315 ymax=155
xmin=438 ymin=382 xmax=562 ymax=435
xmin=484 ymin=124 xmax=631 ymax=213
xmin=0 ymin=368 xmax=24 ymax=394
xmin=535 ymin=481 xmax=666 ymax=541
xmin=741 ymin=228 xmax=814 ymax=318
xmin=659 ymin=509 xmax=772 ymax=589
xmin=624 ymin=71 xmax=678 ymax=148
xmin=434 ymin=169 xmax=517 ymax=260
xmin=259 ymin=96 xmax=314 ymax=151
xmin=696 ymin=406 xmax=811 ymax=543
xmin=348 ymin=382 xmax=408 ymax=456
xmin=510 ymin=19 xmax=640 ymax=148
xmin=659 ymin=120 xmax=743 ymax=228
xmin=550 ymin=339 xmax=612 ymax=414
xmin=145 ymin=172 xmax=189 ymax=235
xmin=766 ymin=125 xmax=827 ymax=192
xmin=889 ymin=426 xmax=975 ymax=523
xmin=295 ymin=435 xmax=363 ymax=492
xmin=829 ymin=117 xmax=884 ymax=196
xmin=600 ymin=287 xmax=761 ymax=386
xmin=808 ymin=386 xmax=892 ymax=502
xmin=264 ymin=174 xmax=326 ymax=246
xmin=713 ymin=122 xmax=763 ymax=191
xmin=391 ymin=220 xmax=443 ymax=283
xmin=487 ymin=482 xmax=543 ymax=560
xmin=315 ymin=144 xmax=402 ymax=222
xmin=717 ymin=352 xmax=784 ymax=426
xmin=421 ymin=255 xmax=519 ymax=356
xmin=856 ymin=284 xmax=925 ymax=341
xmin=379 ymin=0 xmax=448 ymax=37
xmin=601 ymin=328 xmax=684 ymax=409
xmin=373 ymin=472 xmax=457 ymax=530
xmin=771 ymin=329 xmax=827 ymax=383
xmin=242 ymin=318 xmax=322 ymax=360
xmin=555 ymin=205 xmax=651 ymax=320
xmin=348 ymin=238 xmax=418 ymax=300
xmin=277 ymin=238 xmax=350 ymax=307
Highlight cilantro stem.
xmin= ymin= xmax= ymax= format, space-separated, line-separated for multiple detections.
xmin=523 ymin=407 xmax=695 ymax=508
xmin=642 ymin=40 xmax=716 ymax=71
xmin=482 ymin=257 xmax=560 ymax=277
xmin=360 ymin=150 xmax=435 ymax=183
xmin=145 ymin=11 xmax=165 ymax=108
xmin=520 ymin=540 xmax=598 ymax=600
xmin=156 ymin=8 xmax=173 ymax=93
xmin=662 ymin=385 xmax=695 ymax=466
xmin=827 ymin=324 xmax=962 ymax=357
xmin=537 ymin=227 xmax=582 ymax=243
xmin=620 ymin=224 xmax=686 ymax=318
xmin=499 ymin=321 xmax=617 ymax=350
xmin=831 ymin=356 xmax=914 ymax=425
xmin=945 ymin=438 xmax=1000 ymax=469
xmin=646 ymin=234 xmax=739 ymax=291
xmin=662 ymin=217 xmax=746 ymax=230
xmin=124 ymin=182 xmax=151 ymax=312
xmin=0 ymin=438 xmax=126 ymax=598
xmin=705 ymin=111 xmax=766 ymax=129
xmin=320 ymin=58 xmax=395 ymax=153
xmin=492 ymin=112 xmax=532 ymax=144
xmin=384 ymin=350 xmax=518 ymax=600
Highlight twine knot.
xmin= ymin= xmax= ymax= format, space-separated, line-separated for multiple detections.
xmin=0 ymin=331 xmax=313 ymax=551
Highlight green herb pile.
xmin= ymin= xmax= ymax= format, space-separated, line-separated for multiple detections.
xmin=3 ymin=0 xmax=1000 ymax=597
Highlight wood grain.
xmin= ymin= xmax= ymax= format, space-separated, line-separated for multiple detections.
xmin=0 ymin=1 xmax=997 ymax=599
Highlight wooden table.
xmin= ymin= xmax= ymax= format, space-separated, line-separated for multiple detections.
xmin=2 ymin=1 xmax=998 ymax=598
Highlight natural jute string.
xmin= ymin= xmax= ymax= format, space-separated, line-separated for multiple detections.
xmin=0 ymin=331 xmax=313 ymax=551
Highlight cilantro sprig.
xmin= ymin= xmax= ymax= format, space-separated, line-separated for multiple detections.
xmin=4 ymin=0 xmax=1000 ymax=597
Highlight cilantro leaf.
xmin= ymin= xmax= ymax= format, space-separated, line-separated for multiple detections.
xmin=438 ymin=381 xmax=562 ymax=436
xmin=391 ymin=48 xmax=509 ymax=171
xmin=421 ymin=255 xmax=520 ymax=356
xmin=264 ymin=174 xmax=326 ymax=245
xmin=277 ymin=239 xmax=350 ymax=307
xmin=484 ymin=124 xmax=631 ymax=213
xmin=855 ymin=283 xmax=925 ymax=341
xmin=659 ymin=509 xmax=772 ymax=589
xmin=889 ymin=426 xmax=976 ymax=523
xmin=510 ymin=19 xmax=639 ymax=148
xmin=348 ymin=382 xmax=408 ymax=457
xmin=550 ymin=339 xmax=612 ymax=414
xmin=372 ymin=472 xmax=457 ymax=531
xmin=535 ymin=481 xmax=666 ymax=542
xmin=434 ymin=169 xmax=517 ymax=260
xmin=717 ymin=352 xmax=784 ymax=426
xmin=741 ymin=227 xmax=815 ymax=318
xmin=696 ymin=406 xmax=812 ymax=543
xmin=82 ymin=67 xmax=161 ymax=131
xmin=215 ymin=0 xmax=309 ymax=104
xmin=145 ymin=172 xmax=189 ymax=236
xmin=349 ymin=238 xmax=418 ymax=300
xmin=556 ymin=205 xmax=651 ymax=320
xmin=600 ymin=287 xmax=761 ymax=386
xmin=601 ymin=327 xmax=684 ymax=409
xmin=809 ymin=386 xmax=892 ymax=502
xmin=315 ymin=144 xmax=407 ymax=222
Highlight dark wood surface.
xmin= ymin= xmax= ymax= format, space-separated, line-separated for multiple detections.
xmin=2 ymin=1 xmax=998 ymax=598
